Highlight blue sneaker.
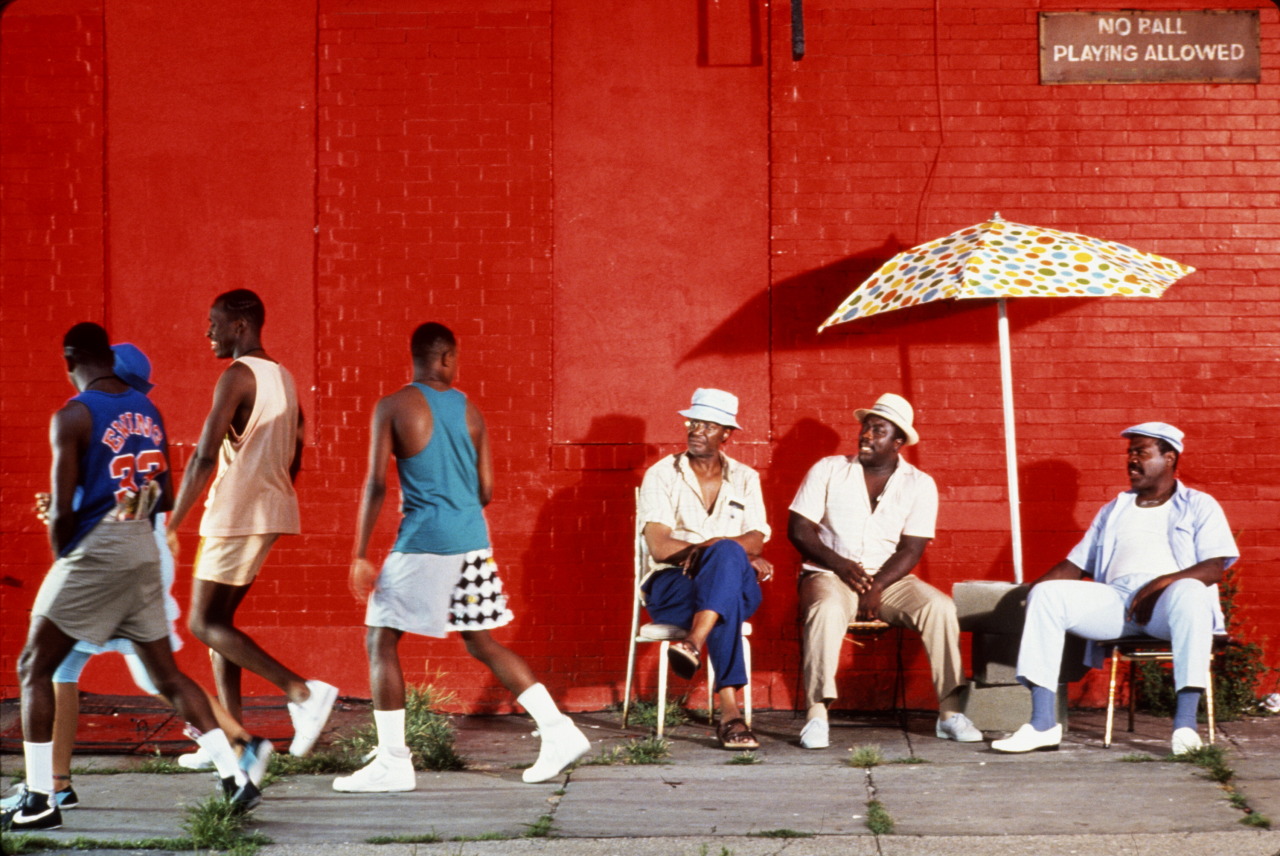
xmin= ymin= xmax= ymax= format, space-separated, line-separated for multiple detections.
xmin=1 ymin=785 xmax=78 ymax=811
xmin=238 ymin=736 xmax=274 ymax=787
xmin=1 ymin=789 xmax=61 ymax=831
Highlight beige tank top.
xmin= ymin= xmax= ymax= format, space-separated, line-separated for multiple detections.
xmin=199 ymin=356 xmax=302 ymax=537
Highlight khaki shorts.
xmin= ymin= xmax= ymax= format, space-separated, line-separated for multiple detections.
xmin=33 ymin=518 xmax=168 ymax=647
xmin=193 ymin=533 xmax=280 ymax=586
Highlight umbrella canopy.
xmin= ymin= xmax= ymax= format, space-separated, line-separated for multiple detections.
xmin=819 ymin=215 xmax=1194 ymax=581
xmin=819 ymin=214 xmax=1192 ymax=329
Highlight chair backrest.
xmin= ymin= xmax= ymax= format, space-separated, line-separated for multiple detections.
xmin=628 ymin=487 xmax=647 ymax=641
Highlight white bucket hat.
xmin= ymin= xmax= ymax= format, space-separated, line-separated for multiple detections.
xmin=679 ymin=388 xmax=742 ymax=430
xmin=854 ymin=392 xmax=919 ymax=446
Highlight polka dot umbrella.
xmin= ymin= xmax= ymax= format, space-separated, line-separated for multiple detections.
xmin=818 ymin=214 xmax=1194 ymax=581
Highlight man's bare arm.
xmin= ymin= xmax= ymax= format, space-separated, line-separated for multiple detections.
xmin=856 ymin=535 xmax=930 ymax=620
xmin=787 ymin=511 xmax=871 ymax=594
xmin=349 ymin=397 xmax=396 ymax=602
xmin=1128 ymin=557 xmax=1226 ymax=625
xmin=1029 ymin=559 xmax=1087 ymax=589
xmin=166 ymin=363 xmax=254 ymax=543
xmin=290 ymin=405 xmax=305 ymax=483
xmin=466 ymin=400 xmax=493 ymax=507
xmin=643 ymin=522 xmax=764 ymax=571
xmin=48 ymin=403 xmax=90 ymax=557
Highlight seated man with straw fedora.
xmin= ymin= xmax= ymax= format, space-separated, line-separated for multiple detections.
xmin=638 ymin=388 xmax=773 ymax=750
xmin=788 ymin=393 xmax=981 ymax=749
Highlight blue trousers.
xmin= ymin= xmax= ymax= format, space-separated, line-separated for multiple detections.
xmin=642 ymin=540 xmax=761 ymax=691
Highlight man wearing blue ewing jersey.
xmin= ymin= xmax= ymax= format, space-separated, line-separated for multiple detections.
xmin=4 ymin=324 xmax=257 ymax=833
xmin=339 ymin=323 xmax=589 ymax=793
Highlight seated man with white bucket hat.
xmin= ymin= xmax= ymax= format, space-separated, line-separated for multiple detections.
xmin=638 ymin=388 xmax=773 ymax=750
xmin=788 ymin=393 xmax=980 ymax=749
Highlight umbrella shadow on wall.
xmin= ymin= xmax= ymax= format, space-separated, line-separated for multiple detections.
xmin=681 ymin=238 xmax=1094 ymax=377
xmin=520 ymin=414 xmax=658 ymax=706
xmin=984 ymin=458 xmax=1083 ymax=581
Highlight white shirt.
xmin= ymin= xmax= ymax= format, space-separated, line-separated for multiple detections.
xmin=638 ymin=452 xmax=770 ymax=582
xmin=789 ymin=455 xmax=937 ymax=575
xmin=1106 ymin=501 xmax=1179 ymax=581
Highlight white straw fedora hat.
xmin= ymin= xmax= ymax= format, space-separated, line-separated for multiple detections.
xmin=854 ymin=392 xmax=919 ymax=446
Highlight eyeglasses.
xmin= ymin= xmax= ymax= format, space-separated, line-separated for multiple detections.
xmin=684 ymin=419 xmax=724 ymax=434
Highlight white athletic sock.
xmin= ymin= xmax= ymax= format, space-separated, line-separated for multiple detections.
xmin=374 ymin=709 xmax=407 ymax=752
xmin=195 ymin=728 xmax=245 ymax=786
xmin=516 ymin=683 xmax=566 ymax=731
xmin=23 ymin=741 xmax=54 ymax=795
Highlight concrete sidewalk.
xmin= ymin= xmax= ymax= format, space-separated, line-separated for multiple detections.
xmin=2 ymin=704 xmax=1278 ymax=856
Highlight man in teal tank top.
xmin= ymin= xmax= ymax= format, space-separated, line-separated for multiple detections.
xmin=340 ymin=323 xmax=589 ymax=793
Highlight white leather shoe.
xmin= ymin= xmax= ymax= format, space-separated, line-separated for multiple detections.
xmin=936 ymin=712 xmax=984 ymax=743
xmin=991 ymin=723 xmax=1062 ymax=753
xmin=1171 ymin=727 xmax=1203 ymax=756
xmin=799 ymin=718 xmax=830 ymax=749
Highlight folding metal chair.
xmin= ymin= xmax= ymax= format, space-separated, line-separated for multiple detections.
xmin=621 ymin=490 xmax=751 ymax=736
xmin=1100 ymin=634 xmax=1229 ymax=748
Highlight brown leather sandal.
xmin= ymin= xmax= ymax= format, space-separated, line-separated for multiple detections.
xmin=667 ymin=640 xmax=701 ymax=680
xmin=717 ymin=717 xmax=760 ymax=750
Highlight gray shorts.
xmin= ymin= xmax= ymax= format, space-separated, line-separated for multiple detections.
xmin=32 ymin=518 xmax=169 ymax=647
xmin=366 ymin=548 xmax=514 ymax=638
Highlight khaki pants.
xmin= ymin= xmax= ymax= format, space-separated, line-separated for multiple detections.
xmin=799 ymin=572 xmax=964 ymax=716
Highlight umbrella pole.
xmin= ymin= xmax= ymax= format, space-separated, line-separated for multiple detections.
xmin=998 ymin=298 xmax=1024 ymax=583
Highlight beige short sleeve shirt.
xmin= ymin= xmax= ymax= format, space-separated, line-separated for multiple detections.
xmin=788 ymin=455 xmax=937 ymax=575
xmin=637 ymin=452 xmax=770 ymax=582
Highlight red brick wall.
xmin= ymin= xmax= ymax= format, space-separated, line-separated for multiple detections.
xmin=1 ymin=1 xmax=106 ymax=687
xmin=3 ymin=0 xmax=1277 ymax=713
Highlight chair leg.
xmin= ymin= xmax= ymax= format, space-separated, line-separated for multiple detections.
xmin=1126 ymin=658 xmax=1137 ymax=733
xmin=622 ymin=636 xmax=639 ymax=729
xmin=1206 ymin=658 xmax=1216 ymax=745
xmin=894 ymin=629 xmax=907 ymax=731
xmin=657 ymin=641 xmax=669 ymax=738
xmin=706 ymin=657 xmax=715 ymax=723
xmin=1104 ymin=646 xmax=1120 ymax=748
xmin=742 ymin=634 xmax=752 ymax=728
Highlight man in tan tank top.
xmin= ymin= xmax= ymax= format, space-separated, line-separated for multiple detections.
xmin=167 ymin=289 xmax=337 ymax=761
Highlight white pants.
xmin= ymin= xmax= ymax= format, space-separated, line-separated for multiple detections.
xmin=1016 ymin=577 xmax=1216 ymax=692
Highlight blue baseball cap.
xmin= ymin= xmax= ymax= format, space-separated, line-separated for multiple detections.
xmin=111 ymin=343 xmax=154 ymax=394
xmin=1121 ymin=422 xmax=1184 ymax=454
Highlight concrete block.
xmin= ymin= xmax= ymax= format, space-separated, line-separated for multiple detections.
xmin=953 ymin=581 xmax=1029 ymax=634
xmin=963 ymin=680 xmax=1069 ymax=733
xmin=972 ymin=632 xmax=1021 ymax=684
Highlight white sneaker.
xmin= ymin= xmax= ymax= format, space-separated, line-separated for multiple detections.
xmin=288 ymin=680 xmax=339 ymax=757
xmin=333 ymin=747 xmax=416 ymax=793
xmin=177 ymin=747 xmax=214 ymax=770
xmin=522 ymin=718 xmax=590 ymax=784
xmin=991 ymin=723 xmax=1062 ymax=753
xmin=936 ymin=712 xmax=984 ymax=743
xmin=1171 ymin=727 xmax=1203 ymax=756
xmin=799 ymin=718 xmax=830 ymax=749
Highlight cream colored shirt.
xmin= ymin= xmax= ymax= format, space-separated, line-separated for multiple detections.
xmin=199 ymin=356 xmax=301 ymax=537
xmin=638 ymin=452 xmax=770 ymax=583
xmin=789 ymin=455 xmax=937 ymax=575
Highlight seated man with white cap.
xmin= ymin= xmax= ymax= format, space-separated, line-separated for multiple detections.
xmin=993 ymin=422 xmax=1237 ymax=755
xmin=788 ymin=393 xmax=980 ymax=749
xmin=638 ymin=388 xmax=773 ymax=750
